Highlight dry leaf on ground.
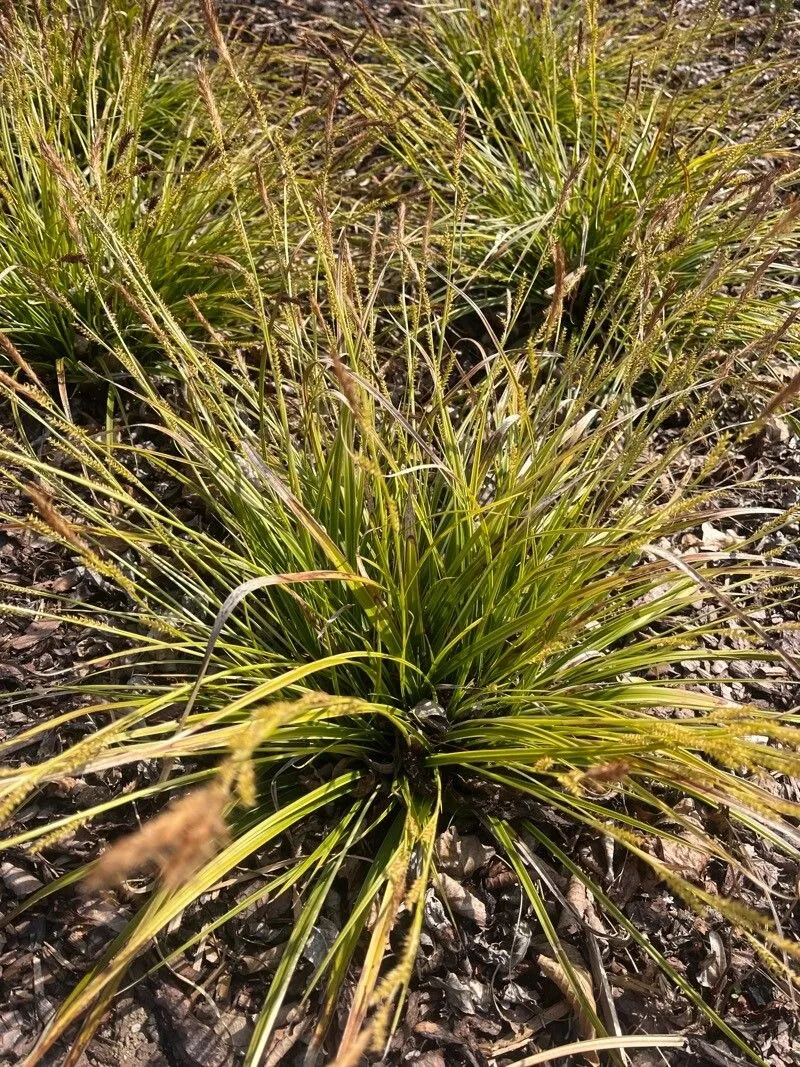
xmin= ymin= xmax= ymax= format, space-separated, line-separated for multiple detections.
xmin=698 ymin=930 xmax=728 ymax=990
xmin=0 ymin=862 xmax=43 ymax=898
xmin=4 ymin=617 xmax=61 ymax=652
xmin=438 ymin=871 xmax=488 ymax=927
xmin=436 ymin=826 xmax=495 ymax=877
xmin=655 ymin=831 xmax=710 ymax=880
xmin=430 ymin=973 xmax=492 ymax=1014
xmin=558 ymin=874 xmax=607 ymax=935
xmin=700 ymin=522 xmax=739 ymax=551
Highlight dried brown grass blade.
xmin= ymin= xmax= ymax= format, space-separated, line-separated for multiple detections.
xmin=758 ymin=362 xmax=800 ymax=423
xmin=0 ymin=330 xmax=44 ymax=388
xmin=536 ymin=943 xmax=599 ymax=1066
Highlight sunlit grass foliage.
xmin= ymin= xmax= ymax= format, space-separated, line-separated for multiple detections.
xmin=341 ymin=0 xmax=800 ymax=394
xmin=0 ymin=0 xmax=300 ymax=364
xmin=2 ymin=200 xmax=800 ymax=1064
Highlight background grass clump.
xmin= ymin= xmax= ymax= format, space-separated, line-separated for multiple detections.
xmin=0 ymin=2 xmax=799 ymax=1066
xmin=341 ymin=0 xmax=800 ymax=400
xmin=0 ymin=0 xmax=307 ymax=366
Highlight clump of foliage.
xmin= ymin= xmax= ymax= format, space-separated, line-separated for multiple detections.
xmin=0 ymin=0 xmax=292 ymax=365
xmin=1 ymin=4 xmax=800 ymax=1066
xmin=342 ymin=0 xmax=800 ymax=391
xmin=3 ymin=193 xmax=800 ymax=1065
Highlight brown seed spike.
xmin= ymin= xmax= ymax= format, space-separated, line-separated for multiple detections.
xmin=582 ymin=760 xmax=630 ymax=783
xmin=0 ymin=330 xmax=45 ymax=389
xmin=83 ymin=782 xmax=230 ymax=893
xmin=580 ymin=760 xmax=631 ymax=797
xmin=25 ymin=483 xmax=89 ymax=552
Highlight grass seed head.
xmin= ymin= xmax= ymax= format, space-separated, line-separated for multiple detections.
xmin=83 ymin=781 xmax=230 ymax=893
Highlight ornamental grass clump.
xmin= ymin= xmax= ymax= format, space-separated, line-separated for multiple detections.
xmin=1 ymin=155 xmax=799 ymax=1062
xmin=340 ymin=0 xmax=800 ymax=395
xmin=0 ymin=0 xmax=296 ymax=365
